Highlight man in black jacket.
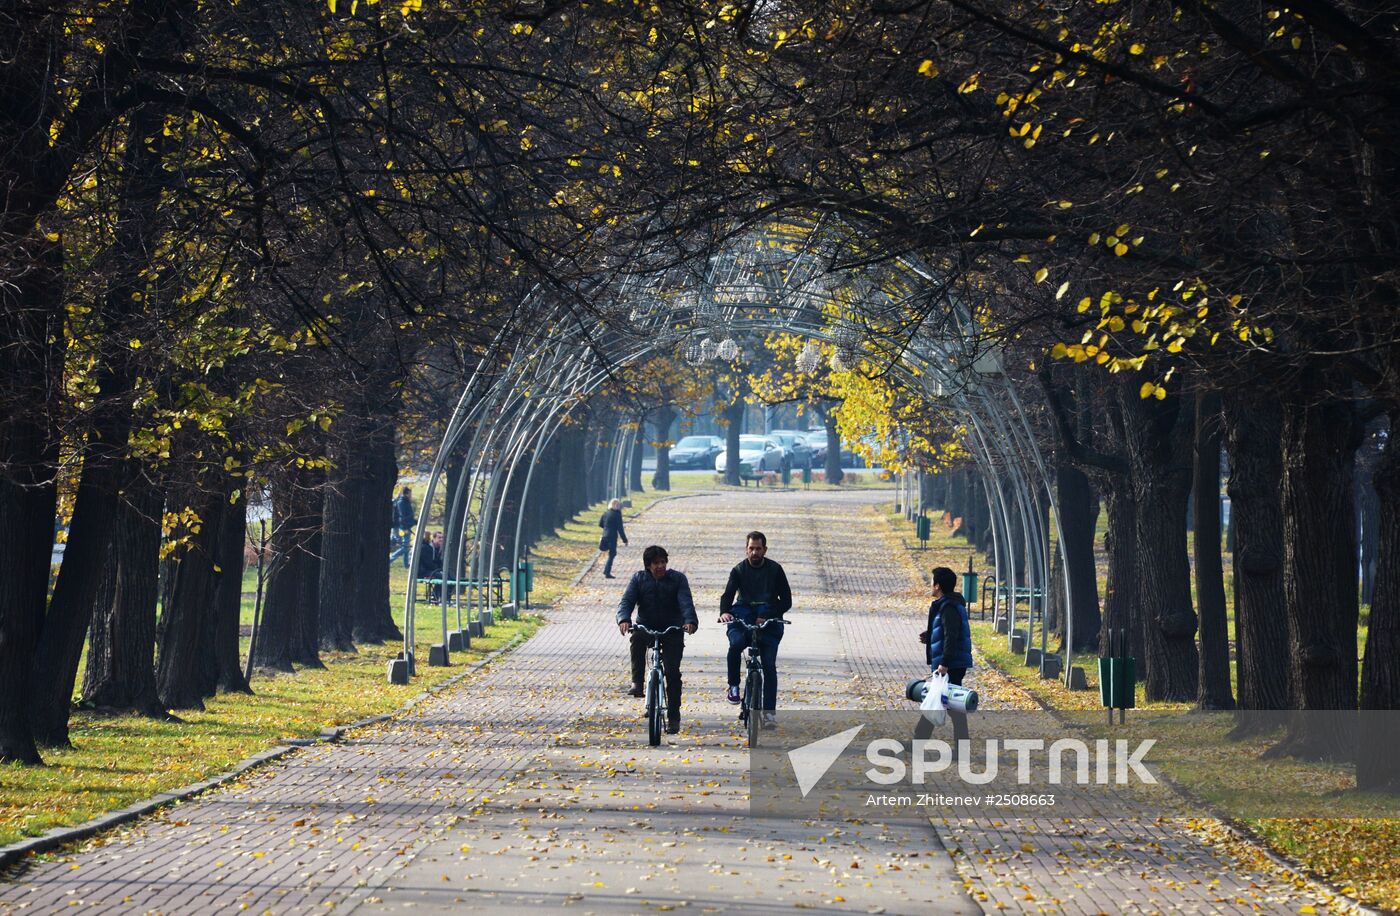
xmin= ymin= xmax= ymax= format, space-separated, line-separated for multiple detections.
xmin=617 ymin=545 xmax=698 ymax=733
xmin=389 ymin=486 xmax=414 ymax=569
xmin=718 ymin=531 xmax=792 ymax=726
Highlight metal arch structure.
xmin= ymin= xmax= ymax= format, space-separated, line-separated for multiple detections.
xmin=395 ymin=217 xmax=1082 ymax=688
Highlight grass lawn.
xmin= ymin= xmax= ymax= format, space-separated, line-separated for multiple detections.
xmin=879 ymin=503 xmax=1400 ymax=912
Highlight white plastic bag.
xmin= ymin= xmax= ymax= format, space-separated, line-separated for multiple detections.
xmin=920 ymin=670 xmax=948 ymax=727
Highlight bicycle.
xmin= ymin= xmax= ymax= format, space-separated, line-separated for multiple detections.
xmin=631 ymin=623 xmax=684 ymax=746
xmin=723 ymin=617 xmax=789 ymax=748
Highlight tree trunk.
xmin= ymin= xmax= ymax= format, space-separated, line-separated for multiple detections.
xmin=80 ymin=467 xmax=167 ymax=716
xmin=27 ymin=108 xmax=169 ymax=746
xmin=254 ymin=466 xmax=322 ymax=671
xmin=532 ymin=434 xmax=561 ymax=536
xmin=1222 ymin=392 xmax=1292 ymax=727
xmin=1093 ymin=472 xmax=1139 ymax=673
xmin=628 ymin=418 xmax=646 ymax=493
xmin=555 ymin=425 xmax=584 ymax=527
xmin=354 ymin=419 xmax=402 ymax=643
xmin=157 ymin=484 xmax=228 ymax=709
xmin=1119 ymin=382 xmax=1199 ymax=701
xmin=585 ymin=414 xmax=612 ymax=503
xmin=922 ymin=471 xmax=942 ymax=512
xmin=0 ymin=0 xmax=174 ymax=761
xmin=955 ymin=470 xmax=979 ymax=543
xmin=319 ymin=436 xmax=362 ymax=652
xmin=294 ymin=501 xmax=325 ymax=669
xmin=212 ymin=485 xmax=252 ymax=693
xmin=947 ymin=468 xmax=967 ymax=526
xmin=1194 ymin=391 xmax=1234 ymax=710
xmin=822 ymin=409 xmax=844 ymax=485
xmin=29 ymin=442 xmax=125 ymax=745
xmin=1056 ymin=459 xmax=1102 ymax=652
xmin=723 ymin=398 xmax=745 ymax=486
xmin=1358 ymin=411 xmax=1400 ymax=790
xmin=652 ymin=405 xmax=676 ymax=491
xmin=1358 ymin=422 xmax=1383 ymax=607
xmin=1273 ymin=388 xmax=1360 ymax=760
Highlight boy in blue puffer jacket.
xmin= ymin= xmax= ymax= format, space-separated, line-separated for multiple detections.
xmin=917 ymin=566 xmax=973 ymax=748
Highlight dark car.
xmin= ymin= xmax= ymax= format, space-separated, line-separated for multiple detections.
xmin=803 ymin=428 xmax=858 ymax=467
xmin=768 ymin=430 xmax=815 ymax=470
xmin=668 ymin=434 xmax=723 ymax=469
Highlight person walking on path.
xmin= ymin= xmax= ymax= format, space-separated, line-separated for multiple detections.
xmin=598 ymin=498 xmax=628 ymax=578
xmin=718 ymin=530 xmax=792 ymax=727
xmin=389 ymin=485 xmax=415 ymax=568
xmin=617 ymin=545 xmax=698 ymax=733
xmin=917 ymin=565 xmax=974 ymax=751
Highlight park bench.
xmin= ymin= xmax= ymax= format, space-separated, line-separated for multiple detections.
xmin=979 ymin=577 xmax=1046 ymax=620
xmin=419 ymin=576 xmax=506 ymax=605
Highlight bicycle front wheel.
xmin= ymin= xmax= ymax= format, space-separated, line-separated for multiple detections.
xmin=647 ymin=669 xmax=663 ymax=747
xmin=745 ymin=669 xmax=763 ymax=749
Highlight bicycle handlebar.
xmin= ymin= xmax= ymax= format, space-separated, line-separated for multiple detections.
xmin=629 ymin=623 xmax=685 ymax=637
xmin=718 ymin=617 xmax=790 ymax=629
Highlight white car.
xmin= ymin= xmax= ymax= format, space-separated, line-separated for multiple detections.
xmin=714 ymin=435 xmax=786 ymax=478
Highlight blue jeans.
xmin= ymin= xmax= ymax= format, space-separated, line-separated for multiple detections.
xmin=727 ymin=603 xmax=783 ymax=711
xmin=389 ymin=527 xmax=412 ymax=567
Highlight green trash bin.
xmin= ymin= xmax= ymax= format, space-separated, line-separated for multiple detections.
xmin=1097 ymin=656 xmax=1137 ymax=709
xmin=1098 ymin=628 xmax=1136 ymax=712
xmin=514 ymin=559 xmax=534 ymax=605
xmin=961 ymin=569 xmax=978 ymax=604
xmin=802 ymin=465 xmax=812 ymax=485
xmin=915 ymin=515 xmax=930 ymax=544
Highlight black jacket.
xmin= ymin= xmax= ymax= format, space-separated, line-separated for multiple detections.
xmin=598 ymin=508 xmax=628 ymax=550
xmin=719 ymin=558 xmax=792 ymax=617
xmin=419 ymin=540 xmax=442 ymax=577
xmin=617 ymin=569 xmax=698 ymax=629
xmin=392 ymin=494 xmax=415 ymax=529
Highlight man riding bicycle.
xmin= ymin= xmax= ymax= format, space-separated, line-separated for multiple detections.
xmin=718 ymin=531 xmax=792 ymax=728
xmin=617 ymin=545 xmax=698 ymax=734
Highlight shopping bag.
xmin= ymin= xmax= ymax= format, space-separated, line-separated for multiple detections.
xmin=920 ymin=670 xmax=948 ymax=727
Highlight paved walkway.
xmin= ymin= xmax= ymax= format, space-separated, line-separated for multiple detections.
xmin=0 ymin=489 xmax=1339 ymax=914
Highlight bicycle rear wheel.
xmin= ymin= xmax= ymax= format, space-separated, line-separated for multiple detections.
xmin=745 ymin=669 xmax=763 ymax=748
xmin=647 ymin=668 xmax=663 ymax=746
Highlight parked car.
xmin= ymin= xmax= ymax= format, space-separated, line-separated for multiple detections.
xmin=715 ymin=435 xmax=786 ymax=478
xmin=767 ymin=430 xmax=814 ymax=470
xmin=802 ymin=428 xmax=858 ymax=467
xmin=668 ymin=434 xmax=723 ymax=469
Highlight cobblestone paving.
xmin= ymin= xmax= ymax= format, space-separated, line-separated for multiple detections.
xmin=0 ymin=488 xmax=1343 ymax=914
